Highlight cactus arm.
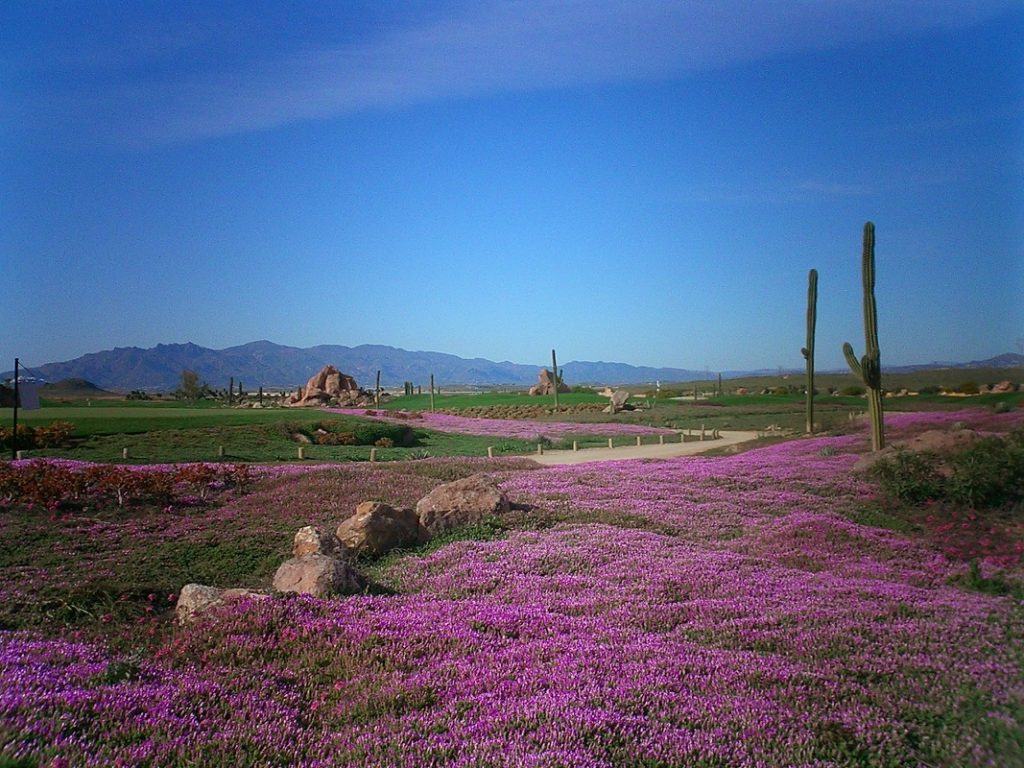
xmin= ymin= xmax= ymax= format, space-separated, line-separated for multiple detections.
xmin=843 ymin=342 xmax=862 ymax=378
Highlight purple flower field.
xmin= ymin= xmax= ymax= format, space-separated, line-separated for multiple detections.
xmin=327 ymin=408 xmax=676 ymax=440
xmin=2 ymin=409 xmax=1023 ymax=767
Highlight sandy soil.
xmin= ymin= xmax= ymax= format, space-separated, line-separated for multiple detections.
xmin=527 ymin=430 xmax=760 ymax=466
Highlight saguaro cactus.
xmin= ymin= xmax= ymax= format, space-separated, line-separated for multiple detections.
xmin=801 ymin=268 xmax=818 ymax=434
xmin=551 ymin=349 xmax=560 ymax=408
xmin=843 ymin=222 xmax=884 ymax=451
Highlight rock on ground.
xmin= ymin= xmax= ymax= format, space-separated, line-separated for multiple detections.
xmin=336 ymin=501 xmax=421 ymax=557
xmin=272 ymin=553 xmax=366 ymax=597
xmin=175 ymin=583 xmax=266 ymax=624
xmin=415 ymin=474 xmax=510 ymax=540
xmin=293 ymin=525 xmax=343 ymax=558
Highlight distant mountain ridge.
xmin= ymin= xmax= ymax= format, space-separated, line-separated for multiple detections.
xmin=7 ymin=342 xmax=1021 ymax=392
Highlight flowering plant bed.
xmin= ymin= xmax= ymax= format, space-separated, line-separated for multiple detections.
xmin=1 ymin=410 xmax=1022 ymax=766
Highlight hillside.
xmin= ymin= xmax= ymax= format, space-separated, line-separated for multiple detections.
xmin=7 ymin=341 xmax=707 ymax=392
xmin=6 ymin=342 xmax=1020 ymax=393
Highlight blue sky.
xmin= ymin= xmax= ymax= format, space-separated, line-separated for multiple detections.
xmin=2 ymin=1 xmax=1022 ymax=373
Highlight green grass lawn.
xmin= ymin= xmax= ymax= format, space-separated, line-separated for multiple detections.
xmin=2 ymin=405 xmax=539 ymax=463
xmin=4 ymin=388 xmax=1019 ymax=464
xmin=377 ymin=391 xmax=607 ymax=410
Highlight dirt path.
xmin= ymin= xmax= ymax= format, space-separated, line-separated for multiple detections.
xmin=528 ymin=430 xmax=760 ymax=466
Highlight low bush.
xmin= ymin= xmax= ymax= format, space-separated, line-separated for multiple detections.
xmin=868 ymin=450 xmax=945 ymax=504
xmin=869 ymin=429 xmax=1024 ymax=509
xmin=0 ymin=461 xmax=252 ymax=510
xmin=839 ymin=386 xmax=866 ymax=397
xmin=0 ymin=421 xmax=75 ymax=450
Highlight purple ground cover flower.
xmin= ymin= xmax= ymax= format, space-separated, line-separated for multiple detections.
xmin=1 ymin=410 xmax=1022 ymax=766
xmin=327 ymin=408 xmax=675 ymax=440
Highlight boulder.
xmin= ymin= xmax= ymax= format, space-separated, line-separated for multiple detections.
xmin=287 ymin=365 xmax=362 ymax=406
xmin=603 ymin=389 xmax=631 ymax=413
xmin=293 ymin=525 xmax=343 ymax=558
xmin=336 ymin=501 xmax=421 ymax=557
xmin=992 ymin=380 xmax=1016 ymax=393
xmin=175 ymin=583 xmax=266 ymax=624
xmin=272 ymin=554 xmax=366 ymax=597
xmin=416 ymin=474 xmax=509 ymax=540
xmin=529 ymin=368 xmax=569 ymax=396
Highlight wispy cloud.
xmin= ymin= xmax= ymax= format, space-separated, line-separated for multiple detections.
xmin=8 ymin=0 xmax=1018 ymax=146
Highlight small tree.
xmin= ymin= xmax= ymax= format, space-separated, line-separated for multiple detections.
xmin=178 ymin=369 xmax=206 ymax=401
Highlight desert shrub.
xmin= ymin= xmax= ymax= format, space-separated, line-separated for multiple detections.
xmin=0 ymin=425 xmax=35 ymax=450
xmin=957 ymin=381 xmax=980 ymax=395
xmin=945 ymin=433 xmax=1024 ymax=508
xmin=374 ymin=437 xmax=394 ymax=448
xmin=0 ymin=422 xmax=75 ymax=450
xmin=34 ymin=421 xmax=75 ymax=448
xmin=868 ymin=450 xmax=945 ymax=504
xmin=917 ymin=386 xmax=941 ymax=396
xmin=352 ymin=422 xmax=415 ymax=447
xmin=871 ymin=430 xmax=1024 ymax=509
xmin=316 ymin=431 xmax=358 ymax=445
xmin=839 ymin=386 xmax=866 ymax=397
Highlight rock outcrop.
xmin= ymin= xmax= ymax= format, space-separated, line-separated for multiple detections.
xmin=416 ymin=474 xmax=510 ymax=540
xmin=529 ymin=368 xmax=569 ymax=396
xmin=336 ymin=501 xmax=421 ymax=558
xmin=603 ymin=389 xmax=631 ymax=413
xmin=287 ymin=365 xmax=365 ymax=407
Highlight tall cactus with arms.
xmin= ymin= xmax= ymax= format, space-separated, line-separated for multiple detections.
xmin=801 ymin=268 xmax=818 ymax=434
xmin=843 ymin=222 xmax=884 ymax=451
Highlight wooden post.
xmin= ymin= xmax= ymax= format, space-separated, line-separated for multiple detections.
xmin=218 ymin=445 xmax=225 ymax=457
xmin=122 ymin=447 xmax=129 ymax=459
xmin=551 ymin=349 xmax=560 ymax=409
xmin=429 ymin=374 xmax=435 ymax=412
xmin=487 ymin=446 xmax=494 ymax=458
xmin=370 ymin=448 xmax=377 ymax=462
xmin=572 ymin=441 xmax=578 ymax=452
xmin=16 ymin=450 xmax=25 ymax=460
xmin=537 ymin=443 xmax=544 ymax=455
xmin=607 ymin=438 xmax=613 ymax=449
xmin=659 ymin=435 xmax=665 ymax=445
xmin=635 ymin=436 xmax=641 ymax=446
xmin=700 ymin=423 xmax=706 ymax=441
xmin=297 ymin=446 xmax=304 ymax=460
xmin=375 ymin=370 xmax=381 ymax=407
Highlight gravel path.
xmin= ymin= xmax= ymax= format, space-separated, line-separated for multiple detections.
xmin=527 ymin=430 xmax=761 ymax=465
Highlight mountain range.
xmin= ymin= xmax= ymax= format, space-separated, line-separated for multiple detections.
xmin=6 ymin=341 xmax=1023 ymax=392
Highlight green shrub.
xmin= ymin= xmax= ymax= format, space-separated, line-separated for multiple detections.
xmin=868 ymin=450 xmax=945 ymax=504
xmin=870 ymin=430 xmax=1024 ymax=509
xmin=946 ymin=433 xmax=1024 ymax=508
xmin=839 ymin=386 xmax=865 ymax=397
xmin=958 ymin=381 xmax=979 ymax=395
